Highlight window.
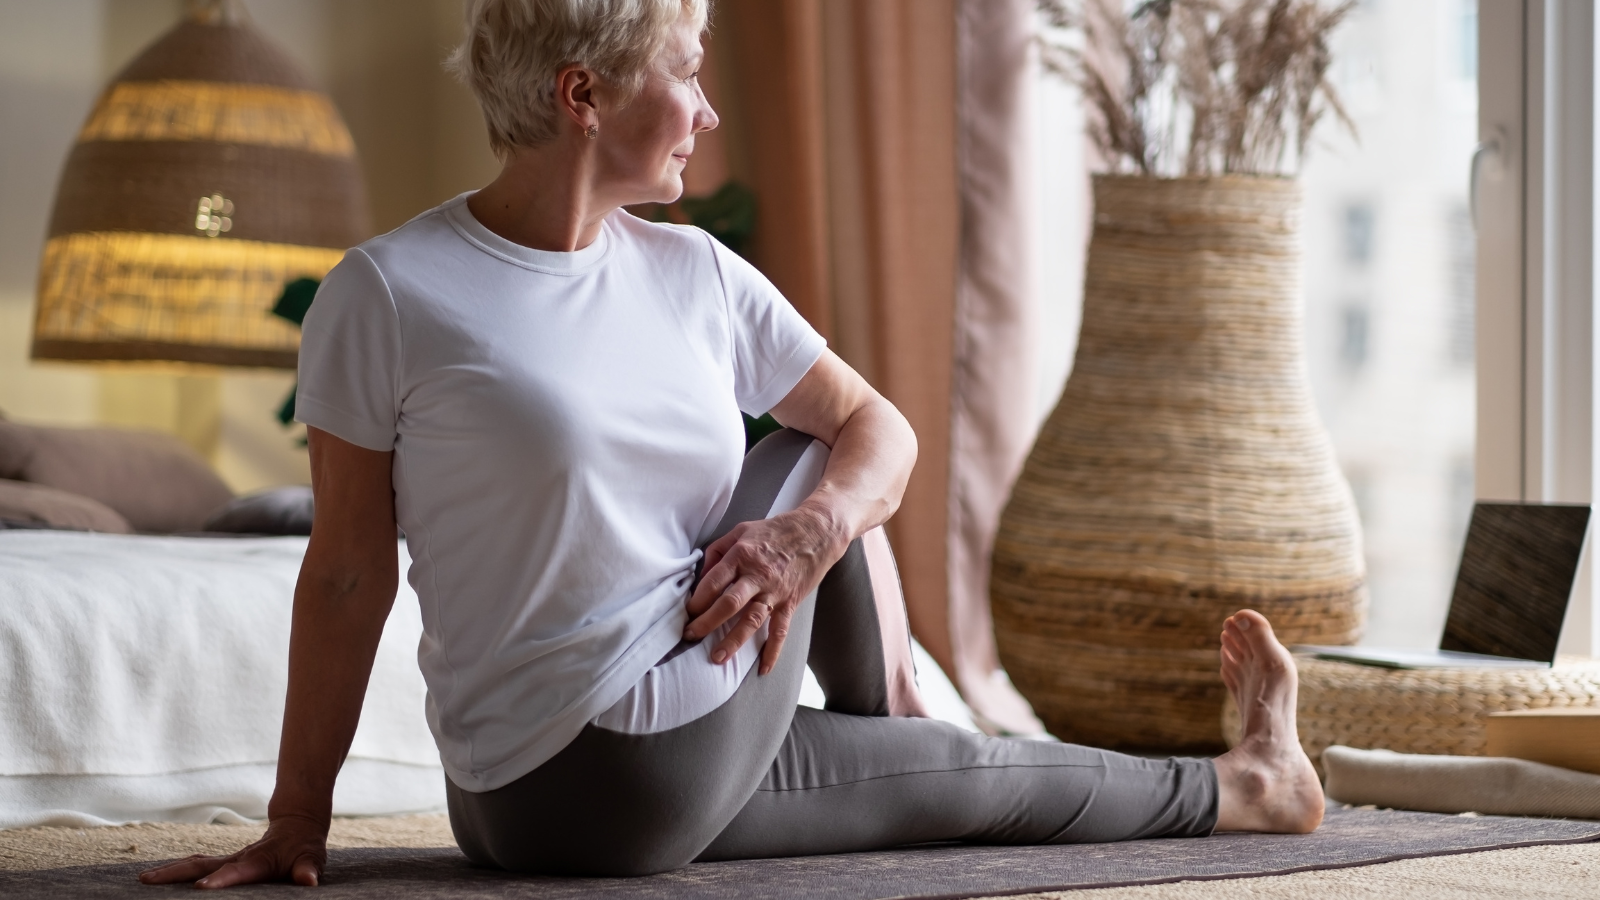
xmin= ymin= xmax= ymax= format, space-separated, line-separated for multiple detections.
xmin=1446 ymin=204 xmax=1474 ymax=368
xmin=1342 ymin=204 xmax=1375 ymax=266
xmin=1457 ymin=0 xmax=1478 ymax=80
xmin=1339 ymin=303 xmax=1370 ymax=369
xmin=1301 ymin=0 xmax=1477 ymax=647
xmin=1474 ymin=1 xmax=1600 ymax=654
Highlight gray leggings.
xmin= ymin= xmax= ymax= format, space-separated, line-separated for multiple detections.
xmin=446 ymin=431 xmax=1217 ymax=876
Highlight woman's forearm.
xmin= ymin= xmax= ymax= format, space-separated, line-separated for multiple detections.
xmin=797 ymin=394 xmax=917 ymax=554
xmin=268 ymin=558 xmax=397 ymax=825
xmin=764 ymin=351 xmax=918 ymax=555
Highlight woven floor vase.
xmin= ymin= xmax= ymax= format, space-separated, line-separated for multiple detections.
xmin=991 ymin=175 xmax=1367 ymax=752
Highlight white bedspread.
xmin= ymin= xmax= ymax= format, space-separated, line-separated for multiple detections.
xmin=0 ymin=532 xmax=443 ymax=828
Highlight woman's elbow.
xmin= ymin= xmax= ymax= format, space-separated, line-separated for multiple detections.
xmin=298 ymin=549 xmax=398 ymax=610
xmin=888 ymin=400 xmax=917 ymax=469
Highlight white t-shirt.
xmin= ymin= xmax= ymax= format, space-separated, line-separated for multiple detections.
xmin=296 ymin=194 xmax=826 ymax=792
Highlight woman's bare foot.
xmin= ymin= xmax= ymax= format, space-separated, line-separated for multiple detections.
xmin=1211 ymin=609 xmax=1324 ymax=833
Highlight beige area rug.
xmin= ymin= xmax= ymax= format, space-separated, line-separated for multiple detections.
xmin=0 ymin=815 xmax=454 ymax=872
xmin=2 ymin=812 xmax=1597 ymax=899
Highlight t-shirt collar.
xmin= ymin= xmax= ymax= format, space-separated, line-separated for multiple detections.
xmin=444 ymin=192 xmax=613 ymax=275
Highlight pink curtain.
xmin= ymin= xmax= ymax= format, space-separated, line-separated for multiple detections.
xmin=947 ymin=0 xmax=1044 ymax=734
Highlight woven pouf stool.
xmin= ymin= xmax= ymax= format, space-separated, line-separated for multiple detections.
xmin=1223 ymin=655 xmax=1600 ymax=773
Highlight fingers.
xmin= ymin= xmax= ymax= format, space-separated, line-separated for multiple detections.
xmin=686 ymin=530 xmax=744 ymax=619
xmin=139 ymin=854 xmax=228 ymax=885
xmin=685 ymin=575 xmax=760 ymax=642
xmin=683 ymin=513 xmax=834 ymax=661
xmin=758 ymin=604 xmax=793 ymax=675
xmin=291 ymin=854 xmax=322 ymax=887
xmin=137 ymin=837 xmax=325 ymax=889
xmin=194 ymin=853 xmax=279 ymax=890
xmin=710 ymin=596 xmax=773 ymax=665
xmin=699 ymin=529 xmax=738 ymax=581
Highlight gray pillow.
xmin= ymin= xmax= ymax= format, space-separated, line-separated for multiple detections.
xmin=203 ymin=486 xmax=314 ymax=536
xmin=0 ymin=420 xmax=234 ymax=534
xmin=0 ymin=478 xmax=132 ymax=533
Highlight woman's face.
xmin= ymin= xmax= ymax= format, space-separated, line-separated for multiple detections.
xmin=595 ymin=19 xmax=719 ymax=206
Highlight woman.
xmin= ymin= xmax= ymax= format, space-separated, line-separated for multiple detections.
xmin=143 ymin=0 xmax=1322 ymax=887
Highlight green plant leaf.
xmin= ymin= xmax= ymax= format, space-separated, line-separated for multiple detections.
xmin=272 ymin=277 xmax=319 ymax=433
xmin=272 ymin=277 xmax=321 ymax=326
xmin=682 ymin=181 xmax=757 ymax=258
xmin=743 ymin=412 xmax=782 ymax=452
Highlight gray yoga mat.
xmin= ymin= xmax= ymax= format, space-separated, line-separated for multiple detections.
xmin=5 ymin=807 xmax=1598 ymax=899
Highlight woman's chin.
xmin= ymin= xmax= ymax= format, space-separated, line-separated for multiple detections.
xmin=652 ymin=176 xmax=686 ymax=205
xmin=613 ymin=174 xmax=684 ymax=209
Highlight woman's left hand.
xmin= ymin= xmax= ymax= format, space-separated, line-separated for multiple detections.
xmin=684 ymin=503 xmax=844 ymax=675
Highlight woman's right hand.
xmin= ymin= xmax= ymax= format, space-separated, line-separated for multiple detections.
xmin=138 ymin=814 xmax=329 ymax=888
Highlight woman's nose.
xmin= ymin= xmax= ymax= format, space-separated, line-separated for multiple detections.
xmin=696 ymin=92 xmax=719 ymax=133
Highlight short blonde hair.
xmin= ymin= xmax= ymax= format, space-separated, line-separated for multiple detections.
xmin=449 ymin=0 xmax=709 ymax=157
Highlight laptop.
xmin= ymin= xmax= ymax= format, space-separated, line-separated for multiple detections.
xmin=1296 ymin=502 xmax=1592 ymax=669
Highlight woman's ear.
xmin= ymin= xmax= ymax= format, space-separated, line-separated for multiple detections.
xmin=554 ymin=64 xmax=600 ymax=136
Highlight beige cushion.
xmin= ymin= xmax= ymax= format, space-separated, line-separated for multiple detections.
xmin=0 ymin=478 xmax=132 ymax=533
xmin=0 ymin=421 xmax=233 ymax=534
xmin=1323 ymin=744 xmax=1600 ymax=819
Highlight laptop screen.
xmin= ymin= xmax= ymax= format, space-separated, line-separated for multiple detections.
xmin=1439 ymin=502 xmax=1591 ymax=663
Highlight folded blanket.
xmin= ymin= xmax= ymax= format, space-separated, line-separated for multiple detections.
xmin=1323 ymin=745 xmax=1600 ymax=819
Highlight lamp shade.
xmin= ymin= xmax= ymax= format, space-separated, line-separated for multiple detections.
xmin=31 ymin=1 xmax=368 ymax=369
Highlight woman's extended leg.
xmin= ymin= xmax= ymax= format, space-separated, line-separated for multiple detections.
xmin=700 ymin=610 xmax=1321 ymax=860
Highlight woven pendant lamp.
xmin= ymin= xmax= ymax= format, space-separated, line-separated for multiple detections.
xmin=31 ymin=0 xmax=368 ymax=369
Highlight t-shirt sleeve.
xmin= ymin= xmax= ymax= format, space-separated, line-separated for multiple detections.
xmin=294 ymin=247 xmax=403 ymax=451
xmin=709 ymin=235 xmax=827 ymax=417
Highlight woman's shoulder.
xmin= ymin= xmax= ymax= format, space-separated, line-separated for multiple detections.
xmin=355 ymin=194 xmax=471 ymax=263
xmin=310 ymin=198 xmax=474 ymax=322
xmin=608 ymin=209 xmax=720 ymax=258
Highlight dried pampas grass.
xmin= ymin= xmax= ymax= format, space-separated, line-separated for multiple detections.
xmin=1039 ymin=0 xmax=1356 ymax=176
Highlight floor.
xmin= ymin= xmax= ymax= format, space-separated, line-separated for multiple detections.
xmin=2 ymin=815 xmax=1596 ymax=898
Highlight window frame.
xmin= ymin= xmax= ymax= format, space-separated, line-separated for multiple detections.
xmin=1476 ymin=0 xmax=1599 ymax=654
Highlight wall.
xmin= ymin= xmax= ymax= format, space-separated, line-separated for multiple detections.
xmin=0 ymin=0 xmax=499 ymax=493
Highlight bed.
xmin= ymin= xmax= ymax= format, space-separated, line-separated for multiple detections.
xmin=0 ymin=531 xmax=442 ymax=829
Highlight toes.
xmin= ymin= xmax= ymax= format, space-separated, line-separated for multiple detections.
xmin=1221 ymin=628 xmax=1250 ymax=663
xmin=1222 ymin=610 xmax=1257 ymax=638
xmin=1233 ymin=609 xmax=1277 ymax=646
xmin=1220 ymin=650 xmax=1241 ymax=693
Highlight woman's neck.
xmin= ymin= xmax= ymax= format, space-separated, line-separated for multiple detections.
xmin=466 ymin=143 xmax=613 ymax=253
